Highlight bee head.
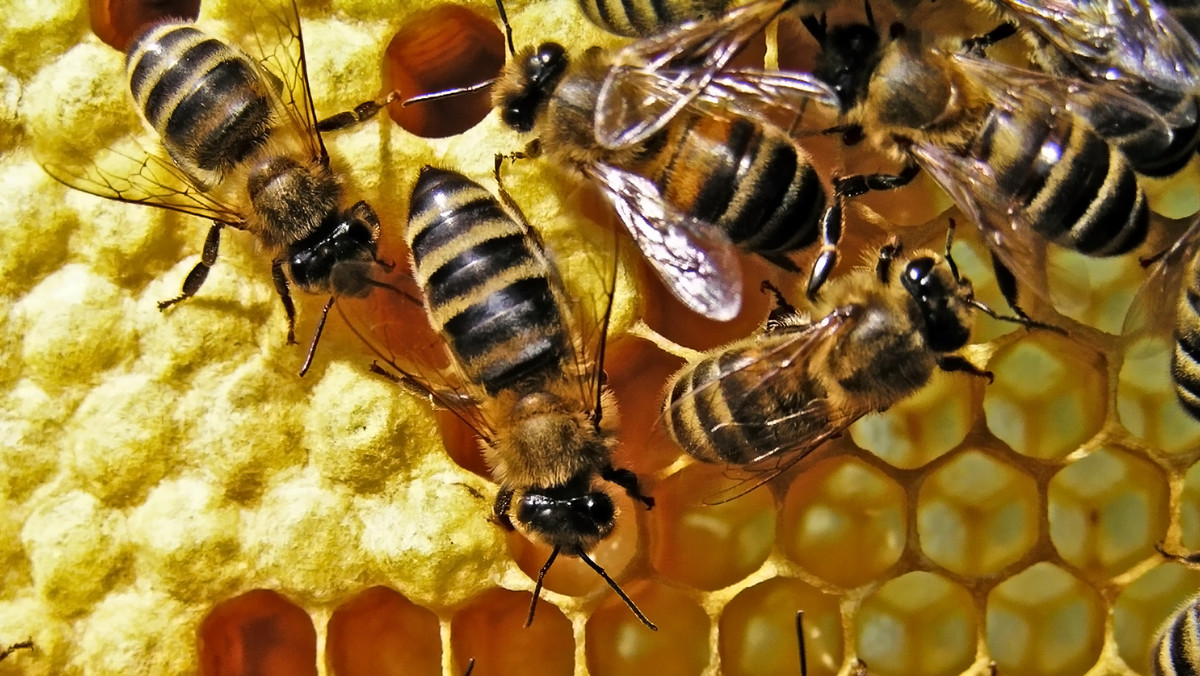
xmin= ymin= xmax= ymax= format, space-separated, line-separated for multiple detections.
xmin=515 ymin=476 xmax=615 ymax=555
xmin=900 ymin=255 xmax=972 ymax=353
xmin=286 ymin=200 xmax=383 ymax=298
xmin=497 ymin=42 xmax=568 ymax=132
xmin=812 ymin=22 xmax=882 ymax=112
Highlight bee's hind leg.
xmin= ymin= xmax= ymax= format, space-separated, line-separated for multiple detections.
xmin=316 ymin=91 xmax=400 ymax=133
xmin=159 ymin=222 xmax=223 ymax=313
xmin=271 ymin=259 xmax=298 ymax=345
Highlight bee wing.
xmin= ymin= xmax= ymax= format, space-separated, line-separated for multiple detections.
xmin=336 ymin=266 xmax=499 ymax=445
xmin=40 ymin=139 xmax=246 ymax=226
xmin=1123 ymin=215 xmax=1200 ymax=339
xmin=992 ymin=0 xmax=1200 ymax=97
xmin=595 ymin=0 xmax=834 ymax=148
xmin=949 ymin=52 xmax=1176 ymax=152
xmin=240 ymin=0 xmax=326 ymax=162
xmin=906 ymin=141 xmax=1052 ymax=301
xmin=597 ymin=66 xmax=839 ymax=148
xmin=587 ymin=162 xmax=744 ymax=321
xmin=663 ymin=308 xmax=867 ymax=503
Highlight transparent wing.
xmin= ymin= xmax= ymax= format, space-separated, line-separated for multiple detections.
xmin=336 ymin=265 xmax=498 ymax=445
xmin=950 ymin=52 xmax=1176 ymax=153
xmin=662 ymin=307 xmax=866 ymax=502
xmin=40 ymin=138 xmax=246 ymax=226
xmin=1123 ymin=214 xmax=1200 ymax=339
xmin=240 ymin=0 xmax=326 ymax=162
xmin=596 ymin=0 xmax=834 ymax=148
xmin=991 ymin=0 xmax=1200 ymax=96
xmin=587 ymin=163 xmax=744 ymax=321
xmin=597 ymin=66 xmax=839 ymax=148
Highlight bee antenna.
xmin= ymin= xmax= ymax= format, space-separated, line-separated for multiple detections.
xmin=402 ymin=79 xmax=500 ymax=107
xmin=577 ymin=549 xmax=658 ymax=630
xmin=943 ymin=219 xmax=961 ymax=281
xmin=299 ymin=296 xmax=336 ymax=377
xmin=966 ymin=298 xmax=1066 ymax=335
xmin=494 ymin=0 xmax=516 ymax=57
xmin=863 ymin=0 xmax=875 ymax=30
xmin=463 ymin=658 xmax=476 ymax=676
xmin=796 ymin=611 xmax=808 ymax=676
xmin=525 ymin=546 xmax=560 ymax=627
xmin=800 ymin=14 xmax=826 ymax=44
xmin=365 ymin=277 xmax=421 ymax=305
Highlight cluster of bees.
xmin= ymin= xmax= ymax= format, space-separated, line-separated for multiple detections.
xmin=26 ymin=0 xmax=1200 ymax=672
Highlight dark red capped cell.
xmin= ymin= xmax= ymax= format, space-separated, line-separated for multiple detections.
xmin=90 ymin=0 xmax=201 ymax=52
xmin=383 ymin=4 xmax=506 ymax=138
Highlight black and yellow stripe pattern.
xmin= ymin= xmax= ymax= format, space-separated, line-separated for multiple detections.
xmin=407 ymin=166 xmax=570 ymax=396
xmin=127 ymin=24 xmax=273 ymax=181
xmin=634 ymin=111 xmax=827 ymax=258
xmin=1153 ymin=592 xmax=1200 ymax=676
xmin=576 ymin=0 xmax=731 ymax=37
xmin=976 ymin=104 xmax=1148 ymax=257
xmin=663 ymin=335 xmax=828 ymax=465
xmin=1174 ymin=249 xmax=1200 ymax=419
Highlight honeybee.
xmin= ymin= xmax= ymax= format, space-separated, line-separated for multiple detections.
xmin=40 ymin=0 xmax=395 ymax=375
xmin=1153 ymin=591 xmax=1200 ymax=676
xmin=970 ymin=0 xmax=1200 ymax=177
xmin=0 ymin=640 xmax=32 ymax=663
xmin=1150 ymin=545 xmax=1200 ymax=674
xmin=410 ymin=0 xmax=843 ymax=320
xmin=788 ymin=3 xmax=1169 ymax=314
xmin=662 ymin=222 xmax=1043 ymax=494
xmin=342 ymin=164 xmax=656 ymax=629
xmin=576 ymin=0 xmax=732 ymax=37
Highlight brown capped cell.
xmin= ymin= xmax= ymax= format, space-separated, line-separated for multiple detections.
xmin=89 ymin=0 xmax=201 ymax=52
xmin=198 ymin=589 xmax=318 ymax=676
xmin=383 ymin=4 xmax=506 ymax=138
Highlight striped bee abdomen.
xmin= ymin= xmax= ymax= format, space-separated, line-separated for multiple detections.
xmin=576 ymin=0 xmax=731 ymax=37
xmin=663 ymin=340 xmax=827 ymax=465
xmin=127 ymin=24 xmax=273 ymax=180
xmin=407 ymin=166 xmax=571 ymax=395
xmin=639 ymin=113 xmax=826 ymax=258
xmin=980 ymin=107 xmax=1148 ymax=257
xmin=1174 ymin=251 xmax=1200 ymax=420
xmin=1153 ymin=593 xmax=1200 ymax=676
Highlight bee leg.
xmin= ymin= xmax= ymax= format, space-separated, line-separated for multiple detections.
xmin=1155 ymin=540 xmax=1200 ymax=565
xmin=492 ymin=154 xmax=537 ymax=240
xmin=875 ymin=237 xmax=904 ymax=283
xmin=987 ymin=252 xmax=1033 ymax=321
xmin=316 ymin=91 xmax=400 ymax=133
xmin=806 ymin=197 xmax=845 ymax=300
xmin=795 ymin=611 xmax=808 ymax=676
xmin=761 ymin=280 xmax=799 ymax=331
xmin=833 ymin=163 xmax=921 ymax=199
xmin=159 ymin=222 xmax=223 ymax=313
xmin=492 ymin=488 xmax=517 ymax=530
xmin=961 ymin=23 xmax=1017 ymax=56
xmin=601 ymin=466 xmax=655 ymax=509
xmin=937 ymin=354 xmax=993 ymax=384
xmin=269 ymin=259 xmax=299 ymax=345
xmin=0 ymin=640 xmax=32 ymax=662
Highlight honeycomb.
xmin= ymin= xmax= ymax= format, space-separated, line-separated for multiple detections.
xmin=3 ymin=0 xmax=1200 ymax=675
